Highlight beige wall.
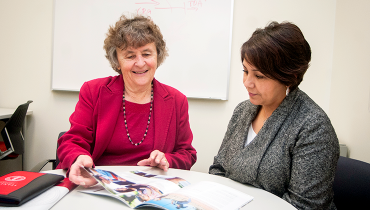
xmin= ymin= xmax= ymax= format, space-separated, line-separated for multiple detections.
xmin=1 ymin=0 xmax=367 ymax=174
xmin=329 ymin=0 xmax=370 ymax=162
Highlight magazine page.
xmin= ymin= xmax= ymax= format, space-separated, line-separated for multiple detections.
xmin=80 ymin=168 xmax=190 ymax=208
xmin=141 ymin=181 xmax=254 ymax=210
xmin=130 ymin=171 xmax=190 ymax=189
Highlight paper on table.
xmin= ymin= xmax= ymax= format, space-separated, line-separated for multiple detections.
xmin=0 ymin=178 xmax=76 ymax=210
xmin=144 ymin=181 xmax=254 ymax=210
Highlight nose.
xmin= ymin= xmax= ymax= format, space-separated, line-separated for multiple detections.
xmin=135 ymin=55 xmax=146 ymax=67
xmin=243 ymin=73 xmax=254 ymax=89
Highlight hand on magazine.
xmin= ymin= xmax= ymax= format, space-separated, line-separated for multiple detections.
xmin=69 ymin=155 xmax=97 ymax=187
xmin=137 ymin=150 xmax=169 ymax=172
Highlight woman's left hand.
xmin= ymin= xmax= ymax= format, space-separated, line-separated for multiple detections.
xmin=137 ymin=150 xmax=169 ymax=171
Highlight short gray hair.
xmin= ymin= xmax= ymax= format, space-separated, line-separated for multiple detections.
xmin=103 ymin=14 xmax=169 ymax=74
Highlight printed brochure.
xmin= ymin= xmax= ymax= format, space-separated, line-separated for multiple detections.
xmin=79 ymin=168 xmax=253 ymax=210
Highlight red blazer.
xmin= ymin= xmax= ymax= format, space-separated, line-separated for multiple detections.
xmin=56 ymin=75 xmax=197 ymax=170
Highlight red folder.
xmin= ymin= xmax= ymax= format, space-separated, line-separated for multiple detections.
xmin=0 ymin=171 xmax=64 ymax=207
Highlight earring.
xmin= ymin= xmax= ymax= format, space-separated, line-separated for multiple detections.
xmin=286 ymin=86 xmax=290 ymax=96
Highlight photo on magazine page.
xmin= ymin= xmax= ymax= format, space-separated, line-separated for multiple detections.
xmin=130 ymin=170 xmax=191 ymax=188
xmin=82 ymin=168 xmax=190 ymax=208
xmin=144 ymin=193 xmax=212 ymax=210
xmin=143 ymin=181 xmax=254 ymax=210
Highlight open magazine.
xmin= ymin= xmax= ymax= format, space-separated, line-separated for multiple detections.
xmin=80 ymin=168 xmax=253 ymax=210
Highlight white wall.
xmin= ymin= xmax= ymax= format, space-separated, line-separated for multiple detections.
xmin=1 ymin=0 xmax=368 ymax=174
xmin=190 ymin=0 xmax=337 ymax=172
xmin=0 ymin=0 xmax=75 ymax=171
xmin=329 ymin=0 xmax=370 ymax=162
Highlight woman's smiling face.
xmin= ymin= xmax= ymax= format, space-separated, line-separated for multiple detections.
xmin=116 ymin=42 xmax=158 ymax=89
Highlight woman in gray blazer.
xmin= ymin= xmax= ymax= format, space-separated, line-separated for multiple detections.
xmin=209 ymin=22 xmax=339 ymax=210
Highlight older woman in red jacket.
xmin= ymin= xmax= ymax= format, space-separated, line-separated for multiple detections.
xmin=56 ymin=15 xmax=197 ymax=186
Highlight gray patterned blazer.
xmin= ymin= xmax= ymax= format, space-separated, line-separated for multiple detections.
xmin=209 ymin=89 xmax=339 ymax=210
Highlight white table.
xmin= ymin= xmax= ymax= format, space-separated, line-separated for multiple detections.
xmin=0 ymin=108 xmax=33 ymax=120
xmin=45 ymin=166 xmax=296 ymax=210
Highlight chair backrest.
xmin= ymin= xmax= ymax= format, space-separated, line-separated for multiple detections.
xmin=333 ymin=156 xmax=370 ymax=210
xmin=54 ymin=131 xmax=65 ymax=169
xmin=0 ymin=100 xmax=32 ymax=160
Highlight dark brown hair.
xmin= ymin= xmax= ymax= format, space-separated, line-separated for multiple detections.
xmin=104 ymin=14 xmax=168 ymax=74
xmin=241 ymin=21 xmax=311 ymax=92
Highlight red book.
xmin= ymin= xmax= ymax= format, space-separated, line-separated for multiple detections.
xmin=0 ymin=171 xmax=64 ymax=207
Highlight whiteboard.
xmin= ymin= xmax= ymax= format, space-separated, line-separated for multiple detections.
xmin=52 ymin=0 xmax=234 ymax=100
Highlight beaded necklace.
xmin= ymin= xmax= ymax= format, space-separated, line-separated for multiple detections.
xmin=122 ymin=83 xmax=153 ymax=146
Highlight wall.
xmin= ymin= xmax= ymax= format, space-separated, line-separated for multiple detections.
xmin=0 ymin=0 xmax=75 ymax=171
xmin=190 ymin=0 xmax=337 ymax=172
xmin=329 ymin=0 xmax=370 ymax=161
xmin=2 ymin=0 xmax=367 ymax=174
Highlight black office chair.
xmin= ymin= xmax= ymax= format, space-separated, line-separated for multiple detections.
xmin=0 ymin=100 xmax=33 ymax=160
xmin=30 ymin=131 xmax=65 ymax=172
xmin=333 ymin=156 xmax=370 ymax=210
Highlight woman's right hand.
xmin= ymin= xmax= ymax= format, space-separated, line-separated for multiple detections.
xmin=69 ymin=155 xmax=97 ymax=187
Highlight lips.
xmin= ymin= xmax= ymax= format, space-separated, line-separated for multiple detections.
xmin=132 ymin=70 xmax=148 ymax=74
xmin=249 ymin=92 xmax=257 ymax=97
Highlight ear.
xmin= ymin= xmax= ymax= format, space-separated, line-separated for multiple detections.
xmin=286 ymin=86 xmax=290 ymax=96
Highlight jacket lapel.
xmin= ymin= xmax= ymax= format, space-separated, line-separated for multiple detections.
xmin=152 ymin=79 xmax=174 ymax=151
xmin=227 ymin=89 xmax=300 ymax=184
xmin=92 ymin=76 xmax=123 ymax=161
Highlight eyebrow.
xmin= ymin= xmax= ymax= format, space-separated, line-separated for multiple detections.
xmin=125 ymin=48 xmax=153 ymax=54
xmin=242 ymin=64 xmax=260 ymax=72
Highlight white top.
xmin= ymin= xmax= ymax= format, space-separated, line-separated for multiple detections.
xmin=245 ymin=123 xmax=257 ymax=147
